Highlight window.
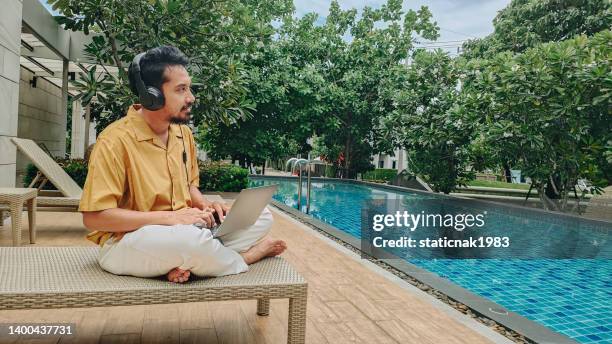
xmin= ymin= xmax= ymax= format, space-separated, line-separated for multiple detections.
xmin=392 ymin=161 xmax=396 ymax=169
xmin=378 ymin=160 xmax=384 ymax=168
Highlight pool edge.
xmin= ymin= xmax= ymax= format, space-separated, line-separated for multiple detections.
xmin=251 ymin=175 xmax=612 ymax=229
xmin=270 ymin=199 xmax=580 ymax=344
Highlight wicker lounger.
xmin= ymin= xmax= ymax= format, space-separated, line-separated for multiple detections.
xmin=0 ymin=247 xmax=308 ymax=343
xmin=10 ymin=138 xmax=83 ymax=211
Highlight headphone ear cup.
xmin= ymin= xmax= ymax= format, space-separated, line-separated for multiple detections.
xmin=145 ymin=86 xmax=165 ymax=110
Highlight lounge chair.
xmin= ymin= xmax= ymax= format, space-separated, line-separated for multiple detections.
xmin=0 ymin=247 xmax=307 ymax=343
xmin=10 ymin=137 xmax=82 ymax=211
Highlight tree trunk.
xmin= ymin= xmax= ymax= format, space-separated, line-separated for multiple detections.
xmin=83 ymin=103 xmax=91 ymax=156
xmin=344 ymin=133 xmax=351 ymax=179
xmin=503 ymin=163 xmax=511 ymax=183
xmin=538 ymin=184 xmax=559 ymax=211
xmin=108 ymin=35 xmax=124 ymax=72
xmin=443 ymin=153 xmax=455 ymax=194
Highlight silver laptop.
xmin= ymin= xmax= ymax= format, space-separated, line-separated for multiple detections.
xmin=195 ymin=185 xmax=278 ymax=238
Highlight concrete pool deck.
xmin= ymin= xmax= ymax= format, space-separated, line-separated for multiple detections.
xmin=0 ymin=205 xmax=513 ymax=343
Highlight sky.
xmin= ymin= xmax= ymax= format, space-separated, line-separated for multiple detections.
xmin=40 ymin=0 xmax=511 ymax=55
xmin=292 ymin=0 xmax=511 ymax=55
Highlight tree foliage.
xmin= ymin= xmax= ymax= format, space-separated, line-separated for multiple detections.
xmin=49 ymin=0 xmax=293 ymax=131
xmin=51 ymin=0 xmax=611 ymax=215
xmin=462 ymin=30 xmax=611 ymax=210
xmin=203 ymin=0 xmax=439 ymax=176
xmin=462 ymin=0 xmax=611 ymax=59
xmin=379 ymin=50 xmax=477 ymax=193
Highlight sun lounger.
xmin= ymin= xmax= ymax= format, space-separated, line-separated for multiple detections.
xmin=10 ymin=138 xmax=82 ymax=211
xmin=0 ymin=247 xmax=307 ymax=343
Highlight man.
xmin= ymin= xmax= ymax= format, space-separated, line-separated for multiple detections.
xmin=78 ymin=46 xmax=287 ymax=283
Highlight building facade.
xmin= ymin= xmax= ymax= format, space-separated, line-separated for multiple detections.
xmin=1 ymin=0 xmax=100 ymax=187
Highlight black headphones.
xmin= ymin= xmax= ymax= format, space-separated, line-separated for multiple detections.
xmin=129 ymin=52 xmax=165 ymax=111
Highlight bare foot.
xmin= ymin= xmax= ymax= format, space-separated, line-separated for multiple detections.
xmin=167 ymin=267 xmax=191 ymax=283
xmin=241 ymin=239 xmax=287 ymax=265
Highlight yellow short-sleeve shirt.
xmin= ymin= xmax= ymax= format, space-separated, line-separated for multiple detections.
xmin=79 ymin=104 xmax=200 ymax=247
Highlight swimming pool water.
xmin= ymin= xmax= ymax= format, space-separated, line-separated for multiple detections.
xmin=250 ymin=177 xmax=612 ymax=344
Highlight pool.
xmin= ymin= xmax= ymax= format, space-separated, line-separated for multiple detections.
xmin=250 ymin=177 xmax=612 ymax=344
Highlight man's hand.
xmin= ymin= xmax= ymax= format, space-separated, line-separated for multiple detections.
xmin=168 ymin=207 xmax=216 ymax=228
xmin=206 ymin=201 xmax=231 ymax=223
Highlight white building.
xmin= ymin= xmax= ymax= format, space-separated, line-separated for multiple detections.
xmin=373 ymin=148 xmax=408 ymax=171
xmin=1 ymin=0 xmax=112 ymax=187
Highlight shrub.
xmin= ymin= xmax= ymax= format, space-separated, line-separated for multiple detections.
xmin=23 ymin=158 xmax=250 ymax=193
xmin=60 ymin=159 xmax=89 ymax=187
xmin=198 ymin=161 xmax=249 ymax=192
xmin=362 ymin=168 xmax=398 ymax=182
xmin=23 ymin=158 xmax=88 ymax=189
xmin=324 ymin=165 xmax=337 ymax=178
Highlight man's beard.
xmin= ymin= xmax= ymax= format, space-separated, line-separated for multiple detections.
xmin=170 ymin=115 xmax=190 ymax=125
xmin=169 ymin=106 xmax=192 ymax=125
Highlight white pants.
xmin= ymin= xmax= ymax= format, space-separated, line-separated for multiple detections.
xmin=97 ymin=207 xmax=273 ymax=278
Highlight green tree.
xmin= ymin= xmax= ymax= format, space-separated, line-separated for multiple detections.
xmin=462 ymin=0 xmax=611 ymax=59
xmin=280 ymin=0 xmax=439 ymax=177
xmin=310 ymin=134 xmax=343 ymax=165
xmin=202 ymin=0 xmax=439 ymax=177
xmin=200 ymin=35 xmax=315 ymax=168
xmin=461 ymin=31 xmax=611 ymax=211
xmin=379 ymin=50 xmax=477 ymax=193
xmin=48 ymin=0 xmax=293 ymax=131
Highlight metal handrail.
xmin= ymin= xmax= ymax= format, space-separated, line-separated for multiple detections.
xmin=286 ymin=155 xmax=326 ymax=214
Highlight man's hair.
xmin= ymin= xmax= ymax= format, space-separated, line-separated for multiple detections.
xmin=128 ymin=45 xmax=189 ymax=96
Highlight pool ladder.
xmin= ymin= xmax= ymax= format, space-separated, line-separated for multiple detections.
xmin=286 ymin=155 xmax=325 ymax=214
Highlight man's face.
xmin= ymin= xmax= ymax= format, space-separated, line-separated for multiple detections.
xmin=160 ymin=65 xmax=195 ymax=124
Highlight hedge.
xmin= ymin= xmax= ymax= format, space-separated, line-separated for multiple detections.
xmin=23 ymin=159 xmax=249 ymax=193
xmin=362 ymin=168 xmax=398 ymax=183
xmin=23 ymin=158 xmax=88 ymax=189
xmin=198 ymin=161 xmax=249 ymax=192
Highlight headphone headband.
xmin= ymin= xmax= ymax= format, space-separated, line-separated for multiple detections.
xmin=131 ymin=53 xmax=148 ymax=100
xmin=130 ymin=51 xmax=165 ymax=110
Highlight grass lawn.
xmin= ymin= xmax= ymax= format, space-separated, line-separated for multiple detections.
xmin=467 ymin=179 xmax=531 ymax=190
